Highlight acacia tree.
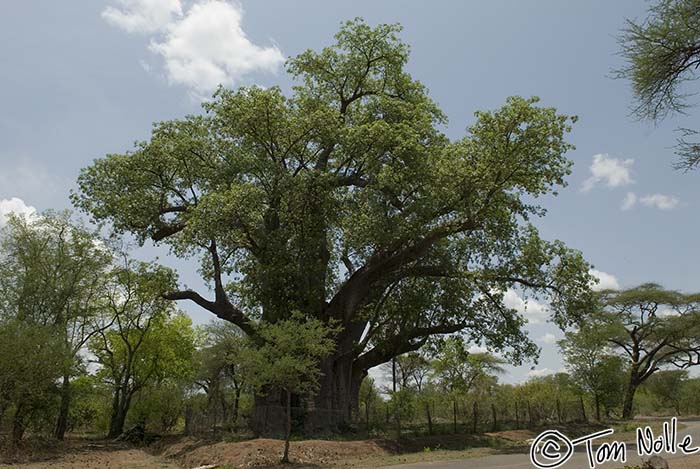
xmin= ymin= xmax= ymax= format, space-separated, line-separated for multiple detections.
xmin=590 ymin=284 xmax=700 ymax=419
xmin=616 ymin=0 xmax=700 ymax=170
xmin=73 ymin=19 xmax=593 ymax=432
xmin=0 ymin=212 xmax=113 ymax=439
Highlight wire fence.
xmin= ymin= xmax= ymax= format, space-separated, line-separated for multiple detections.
xmin=181 ymin=395 xmax=593 ymax=438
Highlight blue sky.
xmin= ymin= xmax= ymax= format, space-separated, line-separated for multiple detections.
xmin=1 ymin=1 xmax=698 ymax=382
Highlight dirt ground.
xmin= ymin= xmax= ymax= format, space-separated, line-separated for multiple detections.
xmin=4 ymin=423 xmax=682 ymax=469
xmin=0 ymin=432 xmax=520 ymax=469
xmin=0 ymin=440 xmax=177 ymax=469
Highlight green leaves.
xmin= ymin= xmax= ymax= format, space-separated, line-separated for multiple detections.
xmin=616 ymin=0 xmax=700 ymax=170
xmin=431 ymin=337 xmax=504 ymax=396
xmin=240 ymin=314 xmax=337 ymax=396
xmin=73 ymin=18 xmax=593 ymax=380
xmin=616 ymin=0 xmax=700 ymax=121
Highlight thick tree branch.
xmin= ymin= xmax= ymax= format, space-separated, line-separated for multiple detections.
xmin=354 ymin=321 xmax=467 ymax=372
xmin=163 ymin=290 xmax=256 ymax=336
xmin=152 ymin=222 xmax=186 ymax=242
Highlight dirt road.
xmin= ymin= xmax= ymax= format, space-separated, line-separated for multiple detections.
xmin=379 ymin=419 xmax=700 ymax=469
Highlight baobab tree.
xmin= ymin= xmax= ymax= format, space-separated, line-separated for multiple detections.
xmin=74 ymin=19 xmax=593 ymax=433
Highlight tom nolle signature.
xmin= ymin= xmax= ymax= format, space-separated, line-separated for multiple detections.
xmin=529 ymin=417 xmax=698 ymax=468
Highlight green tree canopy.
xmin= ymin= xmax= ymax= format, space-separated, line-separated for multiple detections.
xmin=0 ymin=318 xmax=64 ymax=445
xmin=73 ymin=19 xmax=593 ymax=431
xmin=193 ymin=320 xmax=248 ymax=426
xmin=560 ymin=325 xmax=625 ymax=421
xmin=616 ymin=0 xmax=700 ymax=170
xmin=0 ymin=211 xmax=113 ymax=439
xmin=90 ymin=260 xmax=195 ymax=438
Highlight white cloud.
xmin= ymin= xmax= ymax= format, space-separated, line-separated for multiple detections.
xmin=582 ymin=153 xmax=634 ymax=192
xmin=0 ymin=197 xmax=37 ymax=226
xmin=103 ymin=0 xmax=285 ymax=97
xmin=528 ymin=368 xmax=556 ymax=378
xmin=538 ymin=333 xmax=557 ymax=344
xmin=620 ymin=192 xmax=680 ymax=211
xmin=639 ymin=194 xmax=680 ymax=210
xmin=102 ymin=0 xmax=183 ymax=33
xmin=590 ymin=269 xmax=620 ymax=291
xmin=621 ymin=192 xmax=637 ymax=210
xmin=503 ymin=289 xmax=549 ymax=324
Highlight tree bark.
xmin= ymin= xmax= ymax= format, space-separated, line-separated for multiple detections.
xmin=392 ymin=357 xmax=401 ymax=439
xmin=54 ymin=373 xmax=71 ymax=440
xmin=11 ymin=404 xmax=27 ymax=447
xmin=108 ymin=384 xmax=133 ymax=438
xmin=595 ymin=393 xmax=601 ymax=422
xmin=579 ymin=395 xmax=588 ymax=422
xmin=622 ymin=377 xmax=639 ymax=420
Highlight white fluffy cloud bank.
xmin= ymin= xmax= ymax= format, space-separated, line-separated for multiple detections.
xmin=103 ymin=0 xmax=285 ymax=96
xmin=0 ymin=197 xmax=37 ymax=226
xmin=582 ymin=153 xmax=634 ymax=192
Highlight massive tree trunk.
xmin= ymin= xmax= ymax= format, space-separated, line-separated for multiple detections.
xmin=251 ymin=349 xmax=364 ymax=435
xmin=54 ymin=373 xmax=71 ymax=440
